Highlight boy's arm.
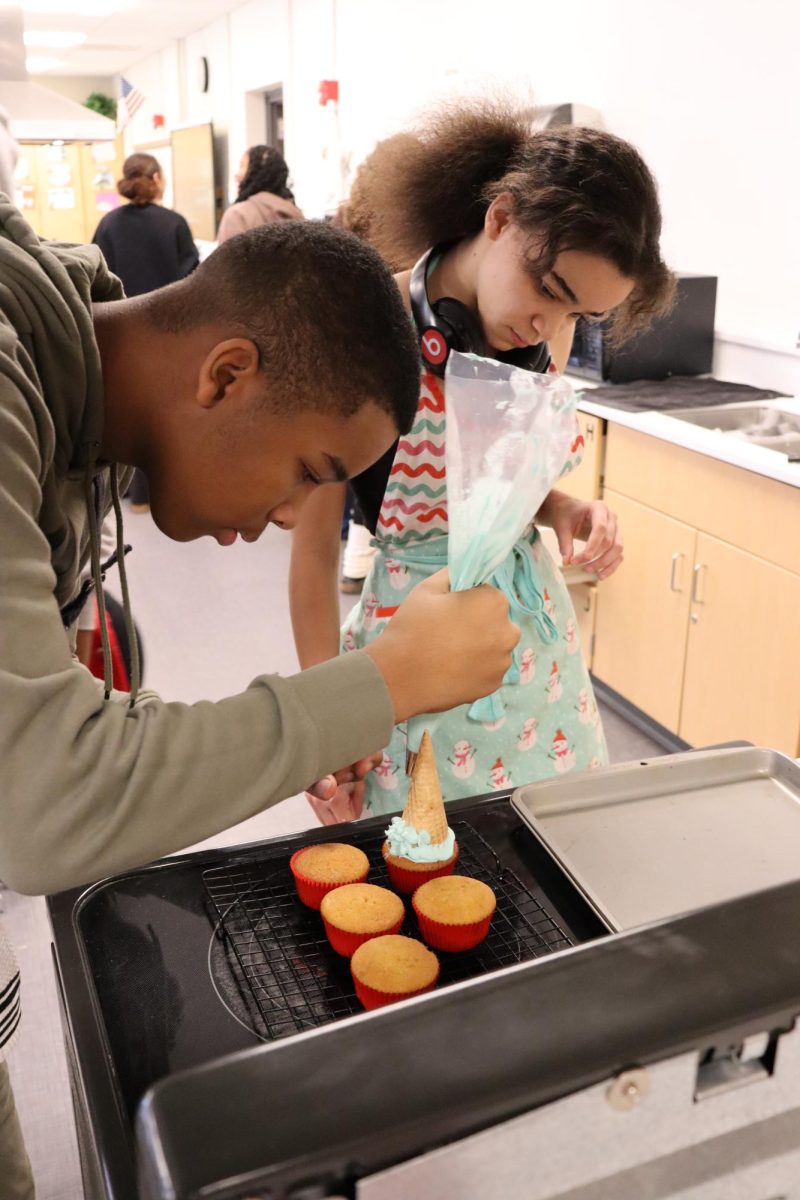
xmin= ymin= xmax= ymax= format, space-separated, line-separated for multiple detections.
xmin=289 ymin=483 xmax=347 ymax=668
xmin=1 ymin=381 xmax=519 ymax=895
xmin=0 ymin=379 xmax=395 ymax=895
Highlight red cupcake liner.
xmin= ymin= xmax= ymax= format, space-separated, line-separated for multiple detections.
xmin=412 ymin=902 xmax=494 ymax=952
xmin=322 ymin=915 xmax=404 ymax=958
xmin=289 ymin=849 xmax=369 ymax=910
xmin=352 ymin=972 xmax=439 ymax=1010
xmin=382 ymin=842 xmax=459 ymax=895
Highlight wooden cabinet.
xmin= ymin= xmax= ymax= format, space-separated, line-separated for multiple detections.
xmin=680 ymin=535 xmax=800 ymax=751
xmin=560 ymin=412 xmax=603 ymax=504
xmin=594 ymin=425 xmax=800 ymax=755
xmin=593 ymin=491 xmax=696 ymax=731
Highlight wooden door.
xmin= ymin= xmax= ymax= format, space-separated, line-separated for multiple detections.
xmin=680 ymin=534 xmax=800 ymax=755
xmin=592 ymin=490 xmax=696 ymax=732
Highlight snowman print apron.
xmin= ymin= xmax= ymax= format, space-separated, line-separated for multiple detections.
xmin=342 ymin=371 xmax=609 ymax=815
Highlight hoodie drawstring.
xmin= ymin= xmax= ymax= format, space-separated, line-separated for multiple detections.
xmin=83 ymin=458 xmax=140 ymax=706
xmin=83 ymin=466 xmax=114 ymax=700
xmin=110 ymin=464 xmax=140 ymax=705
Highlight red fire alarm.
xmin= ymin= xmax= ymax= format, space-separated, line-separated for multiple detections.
xmin=318 ymin=80 xmax=339 ymax=106
xmin=152 ymin=113 xmax=165 ymax=129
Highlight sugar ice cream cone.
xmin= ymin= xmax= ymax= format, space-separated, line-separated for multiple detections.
xmin=402 ymin=731 xmax=448 ymax=845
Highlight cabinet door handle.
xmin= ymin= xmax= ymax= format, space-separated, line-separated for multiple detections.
xmin=691 ymin=563 xmax=707 ymax=604
xmin=669 ymin=552 xmax=684 ymax=592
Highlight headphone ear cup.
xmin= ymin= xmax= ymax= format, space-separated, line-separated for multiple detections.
xmin=408 ymin=243 xmax=489 ymax=374
xmin=433 ymin=297 xmax=487 ymax=359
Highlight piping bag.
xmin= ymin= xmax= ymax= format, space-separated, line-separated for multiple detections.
xmin=406 ymin=350 xmax=577 ymax=766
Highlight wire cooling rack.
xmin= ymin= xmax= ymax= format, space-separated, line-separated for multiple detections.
xmin=203 ymin=820 xmax=572 ymax=1042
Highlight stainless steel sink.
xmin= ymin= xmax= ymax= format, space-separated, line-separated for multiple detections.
xmin=670 ymin=403 xmax=800 ymax=458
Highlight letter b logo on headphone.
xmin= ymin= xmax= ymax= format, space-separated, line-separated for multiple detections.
xmin=420 ymin=326 xmax=448 ymax=368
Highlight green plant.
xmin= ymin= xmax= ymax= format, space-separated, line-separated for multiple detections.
xmin=85 ymin=92 xmax=116 ymax=120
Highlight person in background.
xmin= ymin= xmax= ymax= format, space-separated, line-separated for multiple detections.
xmin=93 ymin=152 xmax=199 ymax=296
xmin=93 ymin=152 xmax=200 ymax=512
xmin=290 ymin=99 xmax=674 ymax=823
xmin=217 ymin=144 xmax=303 ymax=243
xmin=0 ymin=107 xmax=19 ymax=199
xmin=0 ymin=207 xmax=519 ymax=1190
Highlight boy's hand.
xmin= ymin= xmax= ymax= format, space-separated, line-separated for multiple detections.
xmin=365 ymin=569 xmax=519 ymax=723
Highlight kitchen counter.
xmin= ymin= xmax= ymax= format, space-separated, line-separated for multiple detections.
xmin=567 ymin=376 xmax=800 ymax=489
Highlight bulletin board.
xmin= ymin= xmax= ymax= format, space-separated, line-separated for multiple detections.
xmin=170 ymin=123 xmax=216 ymax=241
xmin=15 ymin=138 xmax=123 ymax=244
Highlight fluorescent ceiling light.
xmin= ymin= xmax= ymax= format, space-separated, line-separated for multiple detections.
xmin=24 ymin=30 xmax=87 ymax=48
xmin=17 ymin=1 xmax=131 ymax=15
xmin=25 ymin=54 xmax=64 ymax=72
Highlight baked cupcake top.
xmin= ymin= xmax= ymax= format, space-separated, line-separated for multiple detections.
xmin=413 ymin=876 xmax=497 ymax=924
xmin=351 ymin=935 xmax=439 ymax=994
xmin=293 ymin=842 xmax=369 ymax=884
xmin=321 ymin=883 xmax=404 ymax=933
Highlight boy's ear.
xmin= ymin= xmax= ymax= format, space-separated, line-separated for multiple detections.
xmin=196 ymin=338 xmax=261 ymax=408
xmin=485 ymin=191 xmax=515 ymax=241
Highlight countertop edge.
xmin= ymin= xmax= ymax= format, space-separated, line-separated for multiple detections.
xmin=567 ymin=377 xmax=800 ymax=490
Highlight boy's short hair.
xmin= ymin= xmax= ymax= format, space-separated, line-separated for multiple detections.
xmin=148 ymin=221 xmax=419 ymax=434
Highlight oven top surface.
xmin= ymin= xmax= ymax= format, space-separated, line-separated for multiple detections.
xmin=61 ymin=794 xmax=605 ymax=1122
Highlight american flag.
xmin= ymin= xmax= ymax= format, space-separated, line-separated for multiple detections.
xmin=117 ymin=77 xmax=144 ymax=131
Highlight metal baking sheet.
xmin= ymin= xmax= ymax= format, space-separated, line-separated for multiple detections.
xmin=511 ymin=747 xmax=800 ymax=932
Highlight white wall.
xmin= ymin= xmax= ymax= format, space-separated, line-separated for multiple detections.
xmin=119 ymin=0 xmax=800 ymax=390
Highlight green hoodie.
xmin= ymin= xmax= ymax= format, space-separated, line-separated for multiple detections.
xmin=0 ymin=199 xmax=394 ymax=900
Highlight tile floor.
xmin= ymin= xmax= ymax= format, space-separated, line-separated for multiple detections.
xmin=4 ymin=505 xmax=665 ymax=1199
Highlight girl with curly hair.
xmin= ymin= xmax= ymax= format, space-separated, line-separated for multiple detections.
xmin=290 ymin=100 xmax=674 ymax=821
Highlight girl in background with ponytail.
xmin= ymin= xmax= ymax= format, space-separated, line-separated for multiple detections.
xmin=93 ymin=153 xmax=198 ymax=296
xmin=93 ymin=152 xmax=199 ymax=512
xmin=290 ymin=100 xmax=674 ymax=822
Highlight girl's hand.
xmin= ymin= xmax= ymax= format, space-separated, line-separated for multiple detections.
xmin=305 ymin=753 xmax=383 ymax=826
xmin=547 ymin=493 xmax=624 ymax=580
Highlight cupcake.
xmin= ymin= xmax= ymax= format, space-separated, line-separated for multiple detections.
xmin=320 ymin=883 xmax=405 ymax=957
xmin=382 ymin=731 xmax=459 ymax=893
xmin=351 ymin=934 xmax=440 ymax=1009
xmin=413 ymin=875 xmax=497 ymax=951
xmin=289 ymin=842 xmax=369 ymax=909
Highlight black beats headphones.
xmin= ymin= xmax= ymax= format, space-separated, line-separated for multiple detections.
xmin=409 ymin=243 xmax=552 ymax=378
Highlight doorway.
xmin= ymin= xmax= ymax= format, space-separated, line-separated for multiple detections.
xmin=265 ymin=87 xmax=284 ymax=157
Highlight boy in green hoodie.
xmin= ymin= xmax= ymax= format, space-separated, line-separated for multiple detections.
xmin=0 ymin=200 xmax=517 ymax=1194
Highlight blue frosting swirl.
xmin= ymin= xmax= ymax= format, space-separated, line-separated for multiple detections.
xmin=385 ymin=816 xmax=456 ymax=863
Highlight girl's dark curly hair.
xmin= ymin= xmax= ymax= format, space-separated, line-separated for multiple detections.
xmin=237 ymin=145 xmax=295 ymax=204
xmin=351 ymin=100 xmax=674 ymax=342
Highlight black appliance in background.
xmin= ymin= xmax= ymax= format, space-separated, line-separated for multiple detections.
xmin=568 ymin=273 xmax=718 ymax=383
